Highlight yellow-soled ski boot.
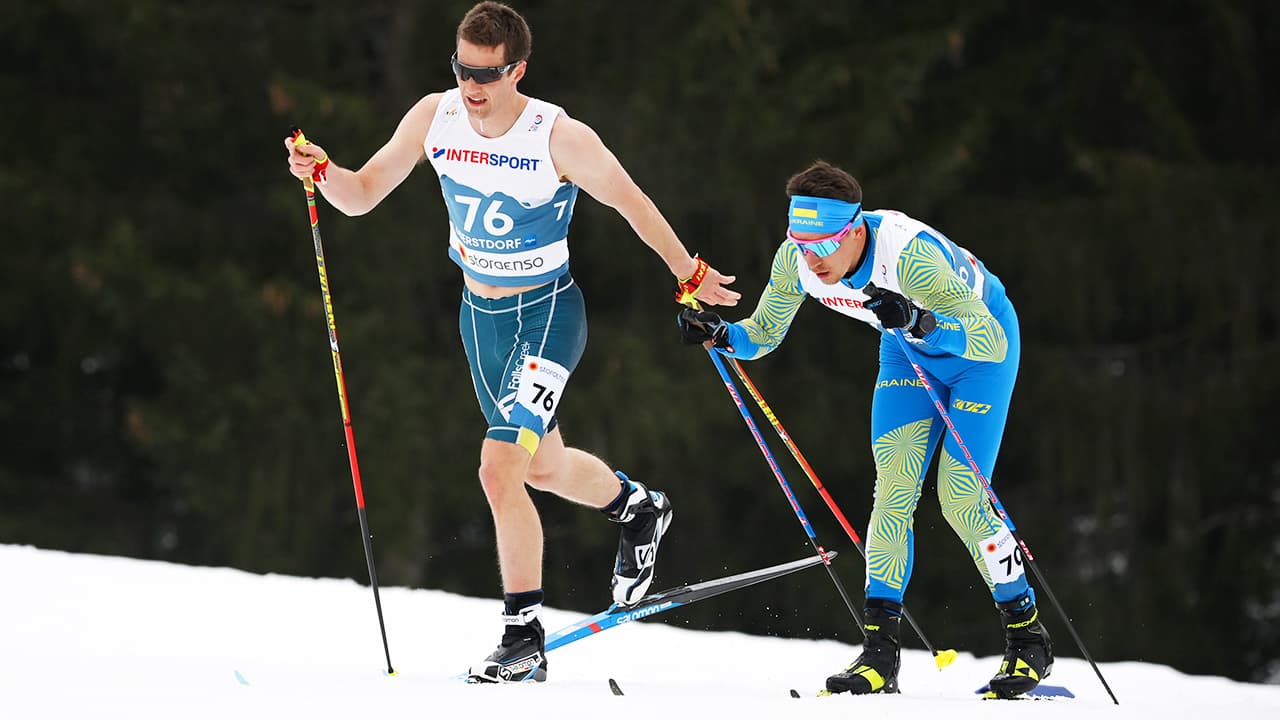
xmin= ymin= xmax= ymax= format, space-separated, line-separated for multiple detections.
xmin=825 ymin=600 xmax=902 ymax=694
xmin=985 ymin=596 xmax=1054 ymax=699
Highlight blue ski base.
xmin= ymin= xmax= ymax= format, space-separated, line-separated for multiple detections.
xmin=975 ymin=683 xmax=1075 ymax=699
xmin=457 ymin=553 xmax=833 ymax=683
xmin=545 ymin=553 xmax=833 ymax=652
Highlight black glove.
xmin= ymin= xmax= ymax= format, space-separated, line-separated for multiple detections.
xmin=677 ymin=307 xmax=733 ymax=350
xmin=863 ymin=283 xmax=936 ymax=339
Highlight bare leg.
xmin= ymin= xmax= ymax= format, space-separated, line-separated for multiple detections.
xmin=478 ymin=427 xmax=622 ymax=593
xmin=525 ymin=427 xmax=622 ymax=508
xmin=477 ymin=438 xmax=541 ymax=593
xmin=526 ymin=426 xmax=672 ymax=607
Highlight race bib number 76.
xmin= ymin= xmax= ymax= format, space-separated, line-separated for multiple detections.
xmin=514 ymin=356 xmax=570 ymax=430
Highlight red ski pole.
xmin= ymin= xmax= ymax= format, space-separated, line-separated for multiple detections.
xmin=290 ymin=127 xmax=395 ymax=677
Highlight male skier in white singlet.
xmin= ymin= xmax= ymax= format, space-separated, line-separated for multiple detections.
xmin=285 ymin=1 xmax=739 ymax=684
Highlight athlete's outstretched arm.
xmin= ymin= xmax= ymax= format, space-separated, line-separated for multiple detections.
xmin=897 ymin=235 xmax=1008 ymax=362
xmin=549 ymin=116 xmax=739 ymax=307
xmin=284 ymin=93 xmax=442 ymax=217
xmin=718 ymin=242 xmax=808 ymax=359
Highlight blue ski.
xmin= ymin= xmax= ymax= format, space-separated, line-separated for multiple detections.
xmin=545 ymin=552 xmax=835 ymax=652
xmin=975 ymin=683 xmax=1075 ymax=699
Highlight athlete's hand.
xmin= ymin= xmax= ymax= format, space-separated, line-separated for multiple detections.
xmin=675 ymin=256 xmax=740 ymax=307
xmin=863 ymin=283 xmax=935 ymax=339
xmin=284 ymin=134 xmax=331 ymax=184
xmin=677 ymin=307 xmax=733 ymax=351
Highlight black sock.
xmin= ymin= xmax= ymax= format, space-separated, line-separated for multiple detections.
xmin=601 ymin=471 xmax=632 ymax=516
xmin=997 ymin=592 xmax=1034 ymax=614
xmin=504 ymin=589 xmax=544 ymax=616
xmin=866 ymin=598 xmax=903 ymax=617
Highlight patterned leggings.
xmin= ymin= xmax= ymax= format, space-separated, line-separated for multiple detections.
xmin=862 ymin=307 xmax=1030 ymax=604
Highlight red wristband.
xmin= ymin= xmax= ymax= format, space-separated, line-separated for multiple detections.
xmin=674 ymin=256 xmax=710 ymax=306
xmin=312 ymin=152 xmax=330 ymax=184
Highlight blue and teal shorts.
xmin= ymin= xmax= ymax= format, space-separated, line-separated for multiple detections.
xmin=458 ymin=271 xmax=587 ymax=454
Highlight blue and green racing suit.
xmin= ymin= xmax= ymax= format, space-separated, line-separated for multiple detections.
xmin=716 ymin=209 xmax=1031 ymax=605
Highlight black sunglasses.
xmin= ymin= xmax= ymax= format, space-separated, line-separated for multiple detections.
xmin=450 ymin=52 xmax=521 ymax=84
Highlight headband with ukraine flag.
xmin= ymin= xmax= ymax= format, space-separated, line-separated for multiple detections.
xmin=788 ymin=195 xmax=861 ymax=234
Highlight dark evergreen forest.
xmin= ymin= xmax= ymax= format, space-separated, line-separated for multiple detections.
xmin=3 ymin=1 xmax=1277 ymax=682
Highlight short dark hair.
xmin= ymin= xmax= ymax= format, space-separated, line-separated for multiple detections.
xmin=785 ymin=160 xmax=863 ymax=204
xmin=457 ymin=2 xmax=532 ymax=64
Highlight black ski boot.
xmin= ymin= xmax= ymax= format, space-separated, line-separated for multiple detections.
xmin=468 ymin=605 xmax=548 ymax=683
xmin=825 ymin=600 xmax=902 ymax=694
xmin=606 ymin=475 xmax=673 ymax=607
xmin=985 ymin=595 xmax=1054 ymax=699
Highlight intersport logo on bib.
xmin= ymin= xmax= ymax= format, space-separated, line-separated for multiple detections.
xmin=431 ymin=146 xmax=542 ymax=171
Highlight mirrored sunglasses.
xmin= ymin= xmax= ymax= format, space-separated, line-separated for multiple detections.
xmin=787 ymin=220 xmax=854 ymax=258
xmin=450 ymin=52 xmax=520 ymax=84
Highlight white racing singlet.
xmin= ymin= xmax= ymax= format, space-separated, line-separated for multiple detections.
xmin=796 ymin=210 xmax=989 ymax=340
xmin=425 ymin=89 xmax=579 ymax=287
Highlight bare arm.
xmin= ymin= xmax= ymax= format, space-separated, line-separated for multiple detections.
xmin=284 ymin=93 xmax=442 ymax=216
xmin=549 ymin=115 xmax=739 ymax=306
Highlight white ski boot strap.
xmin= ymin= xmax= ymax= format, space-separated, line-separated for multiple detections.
xmin=502 ymin=604 xmax=541 ymax=627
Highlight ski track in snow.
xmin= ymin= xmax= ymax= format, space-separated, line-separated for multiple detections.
xmin=3 ymin=544 xmax=1278 ymax=719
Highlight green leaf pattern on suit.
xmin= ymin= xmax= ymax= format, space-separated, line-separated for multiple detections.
xmin=897 ymin=236 xmax=1007 ymax=362
xmin=736 ymin=241 xmax=808 ymax=360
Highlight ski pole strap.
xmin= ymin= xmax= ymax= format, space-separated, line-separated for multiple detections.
xmin=674 ymin=255 xmax=710 ymax=306
xmin=289 ymin=126 xmax=331 ymax=186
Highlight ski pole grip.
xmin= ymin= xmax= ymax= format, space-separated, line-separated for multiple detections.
xmin=289 ymin=125 xmax=329 ymax=187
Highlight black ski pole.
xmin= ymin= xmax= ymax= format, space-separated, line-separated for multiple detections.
xmin=289 ymin=127 xmax=396 ymax=677
xmin=888 ymin=328 xmax=1117 ymax=704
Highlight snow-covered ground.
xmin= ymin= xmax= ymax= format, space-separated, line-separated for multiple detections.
xmin=4 ymin=544 xmax=1277 ymax=719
